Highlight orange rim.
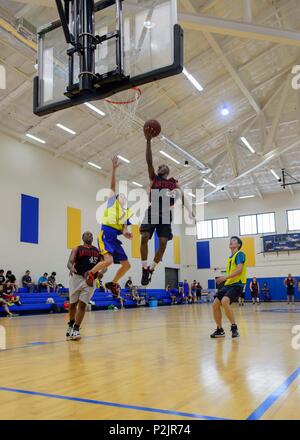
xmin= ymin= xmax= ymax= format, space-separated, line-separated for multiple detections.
xmin=104 ymin=87 xmax=142 ymax=105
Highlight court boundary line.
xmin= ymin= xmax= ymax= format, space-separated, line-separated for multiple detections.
xmin=0 ymin=386 xmax=231 ymax=420
xmin=247 ymin=366 xmax=300 ymax=420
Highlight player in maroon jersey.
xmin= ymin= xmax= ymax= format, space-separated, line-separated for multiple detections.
xmin=140 ymin=128 xmax=194 ymax=286
xmin=66 ymin=231 xmax=100 ymax=340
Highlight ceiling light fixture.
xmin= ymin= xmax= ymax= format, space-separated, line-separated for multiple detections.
xmin=159 ymin=150 xmax=180 ymax=165
xmin=117 ymin=155 xmax=130 ymax=164
xmin=183 ymin=67 xmax=203 ymax=92
xmin=56 ymin=123 xmax=76 ymax=135
xmin=203 ymin=178 xmax=217 ymax=188
xmin=88 ymin=162 xmax=102 ymax=170
xmin=84 ymin=102 xmax=106 ymax=116
xmin=25 ymin=133 xmax=46 ymax=144
xmin=240 ymin=136 xmax=255 ymax=154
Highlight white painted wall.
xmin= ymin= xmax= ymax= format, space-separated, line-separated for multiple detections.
xmin=0 ymin=132 xmax=182 ymax=289
xmin=181 ymin=192 xmax=300 ymax=288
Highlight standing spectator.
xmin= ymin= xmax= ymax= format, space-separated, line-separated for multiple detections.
xmin=5 ymin=271 xmax=18 ymax=292
xmin=183 ymin=280 xmax=190 ymax=297
xmin=22 ymin=270 xmax=36 ymax=293
xmin=250 ymin=277 xmax=260 ymax=305
xmin=38 ymin=273 xmax=49 ymax=293
xmin=191 ymin=280 xmax=197 ymax=304
xmin=262 ymin=282 xmax=271 ymax=302
xmin=284 ymin=274 xmax=295 ymax=305
xmin=196 ymin=282 xmax=202 ymax=303
xmin=48 ymin=272 xmax=58 ymax=293
xmin=0 ymin=270 xmax=5 ymax=285
xmin=125 ymin=277 xmax=133 ymax=291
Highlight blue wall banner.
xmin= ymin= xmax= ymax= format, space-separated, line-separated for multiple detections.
xmin=20 ymin=194 xmax=39 ymax=244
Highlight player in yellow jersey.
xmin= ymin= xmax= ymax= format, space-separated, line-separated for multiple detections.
xmin=85 ymin=156 xmax=132 ymax=297
xmin=210 ymin=236 xmax=247 ymax=339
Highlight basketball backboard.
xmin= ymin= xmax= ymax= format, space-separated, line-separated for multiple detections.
xmin=33 ymin=0 xmax=183 ymax=116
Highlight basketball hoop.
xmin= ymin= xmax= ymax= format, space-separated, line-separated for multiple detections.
xmin=104 ymin=87 xmax=142 ymax=136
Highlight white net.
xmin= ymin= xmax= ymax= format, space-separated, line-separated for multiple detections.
xmin=104 ymin=87 xmax=142 ymax=136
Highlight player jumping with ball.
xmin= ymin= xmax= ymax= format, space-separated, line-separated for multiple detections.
xmin=140 ymin=120 xmax=195 ymax=286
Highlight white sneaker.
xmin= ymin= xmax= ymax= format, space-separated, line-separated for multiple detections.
xmin=70 ymin=327 xmax=81 ymax=340
xmin=66 ymin=325 xmax=73 ymax=340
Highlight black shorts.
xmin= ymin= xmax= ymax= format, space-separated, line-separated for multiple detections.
xmin=251 ymin=291 xmax=259 ymax=298
xmin=140 ymin=207 xmax=173 ymax=240
xmin=215 ymin=285 xmax=243 ymax=304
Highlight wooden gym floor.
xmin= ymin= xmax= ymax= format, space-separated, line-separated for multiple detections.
xmin=0 ymin=303 xmax=300 ymax=420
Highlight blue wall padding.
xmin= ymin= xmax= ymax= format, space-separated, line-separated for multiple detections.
xmin=207 ymin=277 xmax=299 ymax=301
xmin=20 ymin=194 xmax=39 ymax=244
xmin=197 ymin=241 xmax=210 ymax=269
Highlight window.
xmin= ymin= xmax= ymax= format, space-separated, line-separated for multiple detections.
xmin=197 ymin=218 xmax=228 ymax=239
xmin=197 ymin=220 xmax=212 ymax=239
xmin=287 ymin=209 xmax=300 ymax=231
xmin=213 ymin=218 xmax=229 ymax=238
xmin=239 ymin=213 xmax=275 ymax=235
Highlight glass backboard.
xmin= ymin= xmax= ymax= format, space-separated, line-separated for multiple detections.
xmin=34 ymin=0 xmax=183 ymax=116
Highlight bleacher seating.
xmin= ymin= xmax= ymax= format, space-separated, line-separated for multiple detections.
xmin=0 ymin=288 xmax=173 ymax=317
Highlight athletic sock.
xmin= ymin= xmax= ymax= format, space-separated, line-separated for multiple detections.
xmin=150 ymin=262 xmax=157 ymax=271
xmin=68 ymin=320 xmax=75 ymax=327
xmin=142 ymin=261 xmax=148 ymax=269
xmin=73 ymin=324 xmax=80 ymax=331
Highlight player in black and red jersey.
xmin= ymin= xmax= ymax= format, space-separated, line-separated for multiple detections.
xmin=66 ymin=231 xmax=100 ymax=340
xmin=140 ymin=128 xmax=194 ymax=286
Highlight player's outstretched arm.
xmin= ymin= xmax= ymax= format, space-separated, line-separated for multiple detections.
xmin=67 ymin=247 xmax=78 ymax=276
xmin=110 ymin=156 xmax=120 ymax=195
xmin=144 ymin=128 xmax=156 ymax=180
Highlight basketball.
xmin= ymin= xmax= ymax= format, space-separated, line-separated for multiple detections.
xmin=143 ymin=119 xmax=161 ymax=138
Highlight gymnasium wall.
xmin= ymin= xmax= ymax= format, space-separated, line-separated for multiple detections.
xmin=0 ymin=132 xmax=183 ymax=288
xmin=181 ymin=192 xmax=300 ymax=289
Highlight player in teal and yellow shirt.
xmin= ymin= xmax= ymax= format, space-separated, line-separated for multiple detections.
xmin=85 ymin=156 xmax=133 ymax=297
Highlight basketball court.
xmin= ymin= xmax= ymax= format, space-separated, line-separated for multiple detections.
xmin=1 ymin=0 xmax=300 ymax=423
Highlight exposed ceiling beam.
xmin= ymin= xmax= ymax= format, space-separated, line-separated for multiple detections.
xmin=225 ymin=133 xmax=238 ymax=177
xmin=203 ymin=32 xmax=261 ymax=114
xmin=204 ymin=136 xmax=300 ymax=200
xmin=263 ymin=76 xmax=290 ymax=154
xmin=179 ymin=12 xmax=300 ymax=47
xmin=181 ymin=0 xmax=261 ymax=114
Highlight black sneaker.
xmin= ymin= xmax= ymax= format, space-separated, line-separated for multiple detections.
xmin=210 ymin=328 xmax=225 ymax=338
xmin=231 ymin=324 xmax=239 ymax=338
xmin=141 ymin=268 xmax=150 ymax=286
xmin=105 ymin=282 xmax=120 ymax=297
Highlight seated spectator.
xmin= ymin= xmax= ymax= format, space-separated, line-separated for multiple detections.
xmin=0 ymin=285 xmax=18 ymax=317
xmin=48 ymin=272 xmax=58 ymax=293
xmin=46 ymin=297 xmax=60 ymax=313
xmin=22 ymin=270 xmax=36 ymax=293
xmin=0 ymin=269 xmax=5 ymax=285
xmin=38 ymin=273 xmax=50 ymax=292
xmin=167 ymin=285 xmax=178 ymax=305
xmin=96 ymin=273 xmax=105 ymax=291
xmin=5 ymin=270 xmax=18 ymax=292
xmin=130 ymin=286 xmax=141 ymax=304
xmin=125 ymin=277 xmax=133 ymax=291
xmin=3 ymin=282 xmax=21 ymax=306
